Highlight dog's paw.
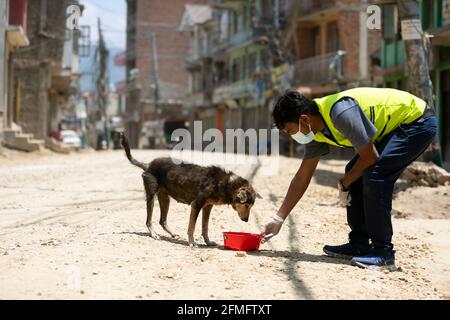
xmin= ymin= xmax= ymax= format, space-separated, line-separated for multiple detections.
xmin=172 ymin=234 xmax=180 ymax=240
xmin=189 ymin=242 xmax=199 ymax=249
xmin=149 ymin=233 xmax=161 ymax=240
xmin=206 ymin=241 xmax=218 ymax=247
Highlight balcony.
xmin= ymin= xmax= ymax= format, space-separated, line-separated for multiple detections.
xmin=294 ymin=51 xmax=346 ymax=85
xmin=297 ymin=0 xmax=339 ymax=22
xmin=185 ymin=46 xmax=213 ymax=69
xmin=185 ymin=32 xmax=220 ymax=68
xmin=7 ymin=0 xmax=29 ymax=47
xmin=226 ymin=27 xmax=269 ymax=50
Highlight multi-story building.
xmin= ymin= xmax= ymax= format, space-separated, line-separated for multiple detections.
xmin=2 ymin=0 xmax=82 ymax=152
xmin=181 ymin=0 xmax=295 ymax=142
xmin=379 ymin=0 xmax=450 ymax=167
xmin=181 ymin=0 xmax=380 ymax=156
xmin=125 ymin=0 xmax=208 ymax=148
xmin=0 ymin=0 xmax=29 ymax=151
xmin=292 ymin=0 xmax=382 ymax=97
xmin=179 ymin=4 xmax=216 ymax=133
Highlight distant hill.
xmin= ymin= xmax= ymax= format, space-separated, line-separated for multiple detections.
xmin=80 ymin=45 xmax=126 ymax=93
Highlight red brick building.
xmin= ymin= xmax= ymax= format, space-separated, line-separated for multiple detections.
xmin=125 ymin=0 xmax=207 ymax=148
xmin=292 ymin=0 xmax=382 ymax=97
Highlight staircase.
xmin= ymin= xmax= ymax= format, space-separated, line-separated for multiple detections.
xmin=3 ymin=126 xmax=45 ymax=152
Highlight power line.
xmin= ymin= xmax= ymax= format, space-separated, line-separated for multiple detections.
xmin=86 ymin=0 xmax=125 ymax=18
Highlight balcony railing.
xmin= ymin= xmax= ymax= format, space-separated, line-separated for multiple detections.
xmin=186 ymin=46 xmax=214 ymax=66
xmin=294 ymin=51 xmax=346 ymax=85
xmin=224 ymin=27 xmax=269 ymax=49
xmin=185 ymin=32 xmax=221 ymax=66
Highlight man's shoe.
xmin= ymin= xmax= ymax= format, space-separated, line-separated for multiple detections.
xmin=323 ymin=243 xmax=370 ymax=260
xmin=351 ymin=251 xmax=396 ymax=269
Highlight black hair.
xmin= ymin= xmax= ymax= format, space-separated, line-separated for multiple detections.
xmin=272 ymin=90 xmax=320 ymax=129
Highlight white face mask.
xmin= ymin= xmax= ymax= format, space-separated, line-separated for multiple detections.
xmin=291 ymin=118 xmax=315 ymax=145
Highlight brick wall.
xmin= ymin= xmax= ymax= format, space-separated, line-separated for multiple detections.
xmin=15 ymin=66 xmax=50 ymax=139
xmin=134 ymin=0 xmax=208 ymax=97
xmin=293 ymin=0 xmax=380 ymax=85
xmin=15 ymin=0 xmax=67 ymax=64
xmin=338 ymin=8 xmax=360 ymax=80
xmin=11 ymin=0 xmax=68 ymax=139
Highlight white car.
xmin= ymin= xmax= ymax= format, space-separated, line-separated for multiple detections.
xmin=60 ymin=130 xmax=81 ymax=150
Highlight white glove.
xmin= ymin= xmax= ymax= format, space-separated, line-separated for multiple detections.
xmin=262 ymin=214 xmax=285 ymax=243
xmin=338 ymin=180 xmax=351 ymax=207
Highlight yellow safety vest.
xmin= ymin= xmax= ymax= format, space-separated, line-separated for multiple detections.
xmin=313 ymin=87 xmax=426 ymax=148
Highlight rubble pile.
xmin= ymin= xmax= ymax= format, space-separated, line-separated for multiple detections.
xmin=400 ymin=162 xmax=450 ymax=187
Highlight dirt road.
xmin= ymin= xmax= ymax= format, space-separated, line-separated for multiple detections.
xmin=0 ymin=150 xmax=449 ymax=299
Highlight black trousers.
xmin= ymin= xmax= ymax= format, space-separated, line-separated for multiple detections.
xmin=346 ymin=116 xmax=437 ymax=255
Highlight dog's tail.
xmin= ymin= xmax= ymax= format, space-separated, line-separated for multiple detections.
xmin=120 ymin=133 xmax=149 ymax=171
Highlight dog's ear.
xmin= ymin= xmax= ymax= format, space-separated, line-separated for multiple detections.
xmin=256 ymin=192 xmax=263 ymax=199
xmin=237 ymin=191 xmax=247 ymax=204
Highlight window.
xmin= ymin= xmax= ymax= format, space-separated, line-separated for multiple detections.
xmin=192 ymin=71 xmax=203 ymax=93
xmin=231 ymin=58 xmax=241 ymax=82
xmin=383 ymin=4 xmax=399 ymax=42
xmin=243 ymin=5 xmax=249 ymax=30
xmin=237 ymin=12 xmax=244 ymax=33
xmin=231 ymin=11 xmax=238 ymax=35
xmin=214 ymin=62 xmax=227 ymax=84
xmin=261 ymin=0 xmax=271 ymax=19
xmin=422 ymin=0 xmax=440 ymax=30
xmin=326 ymin=21 xmax=340 ymax=53
xmin=220 ymin=11 xmax=229 ymax=41
xmin=260 ymin=49 xmax=270 ymax=70
xmin=241 ymin=56 xmax=247 ymax=80
xmin=248 ymin=52 xmax=257 ymax=76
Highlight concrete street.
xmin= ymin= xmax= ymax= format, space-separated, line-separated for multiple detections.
xmin=0 ymin=150 xmax=449 ymax=299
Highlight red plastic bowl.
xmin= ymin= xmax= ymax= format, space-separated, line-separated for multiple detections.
xmin=223 ymin=232 xmax=262 ymax=251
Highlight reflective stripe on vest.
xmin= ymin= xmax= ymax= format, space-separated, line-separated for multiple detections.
xmin=312 ymin=87 xmax=426 ymax=148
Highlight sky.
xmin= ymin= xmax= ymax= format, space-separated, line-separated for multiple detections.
xmin=80 ymin=0 xmax=126 ymax=50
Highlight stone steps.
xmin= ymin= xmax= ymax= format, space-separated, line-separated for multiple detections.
xmin=3 ymin=128 xmax=45 ymax=152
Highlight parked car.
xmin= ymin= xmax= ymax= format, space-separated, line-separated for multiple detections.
xmin=60 ymin=130 xmax=81 ymax=150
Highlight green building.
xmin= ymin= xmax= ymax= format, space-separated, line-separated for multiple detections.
xmin=381 ymin=0 xmax=450 ymax=167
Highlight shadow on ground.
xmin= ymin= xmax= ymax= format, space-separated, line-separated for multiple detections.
xmin=120 ymin=230 xmax=351 ymax=301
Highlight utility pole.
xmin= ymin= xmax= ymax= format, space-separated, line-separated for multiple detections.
xmin=397 ymin=0 xmax=443 ymax=165
xmin=0 ymin=0 xmax=7 ymax=147
xmin=149 ymin=32 xmax=161 ymax=122
xmin=149 ymin=32 xmax=164 ymax=146
xmin=97 ymin=18 xmax=110 ymax=149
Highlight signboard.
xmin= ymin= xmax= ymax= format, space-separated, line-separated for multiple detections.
xmin=401 ymin=19 xmax=422 ymax=40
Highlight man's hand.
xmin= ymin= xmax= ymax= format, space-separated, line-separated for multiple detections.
xmin=338 ymin=180 xmax=351 ymax=207
xmin=261 ymin=214 xmax=285 ymax=243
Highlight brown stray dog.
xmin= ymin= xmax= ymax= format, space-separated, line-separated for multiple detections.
xmin=121 ymin=134 xmax=261 ymax=247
